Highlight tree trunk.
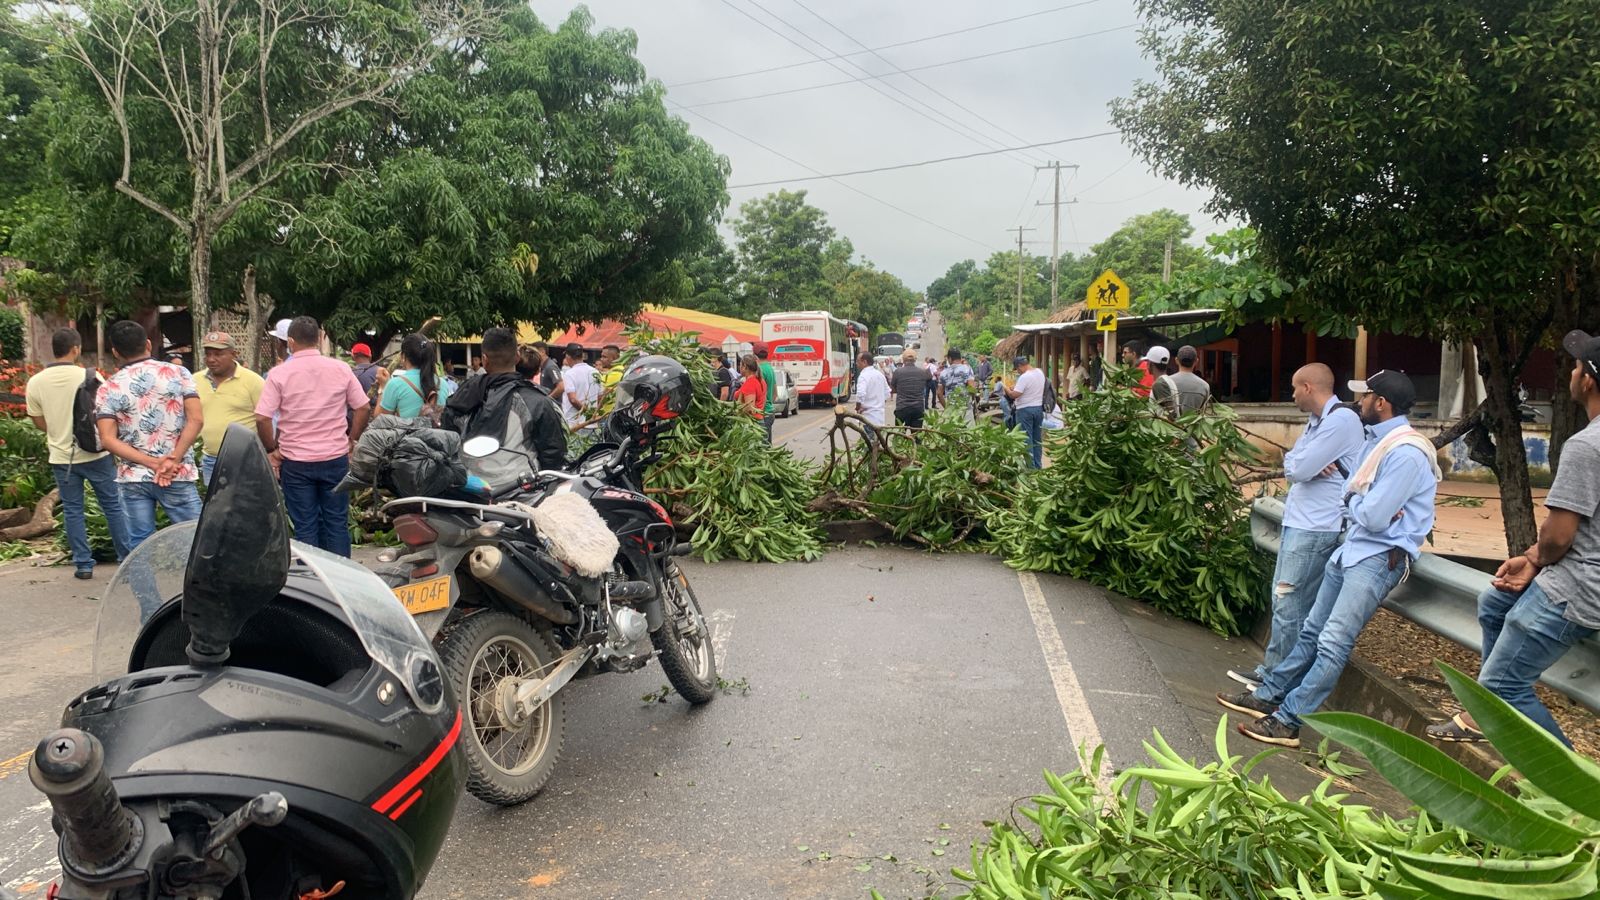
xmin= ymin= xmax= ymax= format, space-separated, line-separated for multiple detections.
xmin=188 ymin=227 xmax=212 ymax=361
xmin=1478 ymin=330 xmax=1538 ymax=556
xmin=241 ymin=264 xmax=272 ymax=372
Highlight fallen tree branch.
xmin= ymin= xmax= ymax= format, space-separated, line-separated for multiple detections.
xmin=0 ymin=490 xmax=60 ymax=541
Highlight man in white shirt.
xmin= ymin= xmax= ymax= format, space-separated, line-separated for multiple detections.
xmin=1005 ymin=354 xmax=1047 ymax=468
xmin=560 ymin=344 xmax=601 ymax=430
xmin=853 ymin=351 xmax=888 ymax=434
xmin=1066 ymin=353 xmax=1088 ymax=400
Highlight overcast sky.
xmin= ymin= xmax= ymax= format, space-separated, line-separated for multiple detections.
xmin=529 ymin=0 xmax=1226 ymax=292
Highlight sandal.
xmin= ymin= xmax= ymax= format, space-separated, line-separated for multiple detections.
xmin=1425 ymin=713 xmax=1486 ymax=743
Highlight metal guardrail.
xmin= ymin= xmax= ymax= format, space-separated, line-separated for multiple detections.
xmin=1251 ymin=496 xmax=1598 ymax=713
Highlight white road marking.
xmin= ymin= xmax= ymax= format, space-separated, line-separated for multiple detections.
xmin=1017 ymin=571 xmax=1114 ymax=794
xmin=1090 ymin=689 xmax=1164 ymax=700
xmin=709 ymin=609 xmax=735 ymax=671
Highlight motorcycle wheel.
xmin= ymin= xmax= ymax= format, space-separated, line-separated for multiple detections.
xmin=437 ymin=610 xmax=565 ymax=806
xmin=650 ymin=562 xmax=718 ymax=704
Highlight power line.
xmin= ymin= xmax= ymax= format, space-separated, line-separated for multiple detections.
xmin=720 ymin=0 xmax=1040 ymax=170
xmin=671 ymin=102 xmax=997 ymax=251
xmin=787 ymin=0 xmax=1051 ymax=167
xmin=1073 ymin=157 xmax=1135 ymax=197
xmin=678 ymin=23 xmax=1140 ymax=111
xmin=668 ymin=0 xmax=1113 ymax=88
xmin=724 ymin=132 xmax=1120 ymax=188
xmin=1011 ymin=168 xmax=1042 ymax=226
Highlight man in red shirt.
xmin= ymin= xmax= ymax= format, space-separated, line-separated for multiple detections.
xmin=255 ymin=316 xmax=372 ymax=556
xmin=1122 ymin=343 xmax=1169 ymax=398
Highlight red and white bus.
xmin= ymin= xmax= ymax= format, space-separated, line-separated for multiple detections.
xmin=760 ymin=311 xmax=868 ymax=406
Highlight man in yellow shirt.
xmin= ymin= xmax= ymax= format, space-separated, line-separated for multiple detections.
xmin=194 ymin=330 xmax=265 ymax=485
xmin=25 ymin=328 xmax=133 ymax=578
xmin=597 ymin=343 xmax=624 ymax=412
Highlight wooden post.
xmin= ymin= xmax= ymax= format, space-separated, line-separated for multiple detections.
xmin=1304 ymin=330 xmax=1316 ymax=364
xmin=95 ymin=301 xmax=105 ymax=370
xmin=1354 ymin=326 xmax=1369 ymax=379
xmin=1270 ymin=320 xmax=1283 ymax=401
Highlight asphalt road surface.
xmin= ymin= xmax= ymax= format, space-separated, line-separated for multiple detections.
xmin=0 ymin=523 xmax=1222 ymax=898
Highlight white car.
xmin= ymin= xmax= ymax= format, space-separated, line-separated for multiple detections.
xmin=771 ymin=369 xmax=800 ymax=418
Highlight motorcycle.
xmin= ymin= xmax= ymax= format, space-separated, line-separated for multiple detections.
xmin=374 ymin=357 xmax=717 ymax=807
xmin=18 ymin=425 xmax=462 ymax=899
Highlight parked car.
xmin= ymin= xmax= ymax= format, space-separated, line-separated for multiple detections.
xmin=772 ymin=369 xmax=800 ymax=418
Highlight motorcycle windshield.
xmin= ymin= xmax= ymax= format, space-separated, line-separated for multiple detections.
xmin=96 ymin=522 xmax=446 ymax=713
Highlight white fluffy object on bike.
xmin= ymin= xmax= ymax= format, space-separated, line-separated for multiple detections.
xmin=521 ymin=492 xmax=621 ymax=577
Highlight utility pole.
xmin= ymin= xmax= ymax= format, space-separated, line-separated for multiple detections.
xmin=1035 ymin=162 xmax=1079 ymax=310
xmin=1162 ymin=237 xmax=1174 ymax=284
xmin=1006 ymin=226 xmax=1035 ymax=320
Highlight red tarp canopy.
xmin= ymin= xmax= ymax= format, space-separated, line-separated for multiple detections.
xmin=551 ymin=306 xmax=761 ymax=350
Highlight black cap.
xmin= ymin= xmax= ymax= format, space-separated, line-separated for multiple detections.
xmin=1348 ymin=369 xmax=1417 ymax=412
xmin=1012 ymin=355 xmax=1028 ymax=367
xmin=1563 ymin=330 xmax=1600 ymax=380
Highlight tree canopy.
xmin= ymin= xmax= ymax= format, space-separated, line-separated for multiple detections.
xmin=1111 ymin=0 xmax=1600 ymax=552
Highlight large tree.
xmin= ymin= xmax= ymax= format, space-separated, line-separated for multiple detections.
xmin=1113 ymin=0 xmax=1600 ymax=553
xmin=1088 ymin=209 xmax=1210 ymax=309
xmin=730 ymin=190 xmax=836 ymax=315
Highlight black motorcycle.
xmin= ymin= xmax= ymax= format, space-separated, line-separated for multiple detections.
xmin=375 ymin=355 xmax=717 ymax=807
xmin=19 ymin=425 xmax=463 ymax=899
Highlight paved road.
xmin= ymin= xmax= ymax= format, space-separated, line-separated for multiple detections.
xmin=0 ymin=534 xmax=1230 ymax=898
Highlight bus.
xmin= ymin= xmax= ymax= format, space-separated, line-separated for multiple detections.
xmin=760 ymin=312 xmax=868 ymax=406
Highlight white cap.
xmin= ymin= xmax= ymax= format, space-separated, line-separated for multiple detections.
xmin=1143 ymin=346 xmax=1171 ymax=365
xmin=267 ymin=318 xmax=292 ymax=340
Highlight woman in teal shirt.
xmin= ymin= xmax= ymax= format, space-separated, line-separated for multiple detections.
xmin=378 ymin=334 xmax=453 ymax=419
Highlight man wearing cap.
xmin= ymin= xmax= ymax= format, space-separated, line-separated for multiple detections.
xmin=1226 ymin=363 xmax=1364 ymax=693
xmin=889 ymin=348 xmax=931 ymax=428
xmin=1153 ymin=345 xmax=1213 ymax=419
xmin=1133 ymin=345 xmax=1170 ymax=398
xmin=1426 ymin=332 xmax=1600 ymax=747
xmin=1005 ymin=354 xmax=1047 ymax=468
xmin=1221 ymin=369 xmax=1440 ymax=747
xmin=267 ymin=318 xmax=293 ymax=366
xmin=194 ymin=330 xmax=265 ymax=486
xmin=349 ymin=342 xmax=380 ymax=408
xmin=754 ymin=342 xmax=778 ymax=444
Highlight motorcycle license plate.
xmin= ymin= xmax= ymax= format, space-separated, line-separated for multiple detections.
xmin=393 ymin=575 xmax=451 ymax=615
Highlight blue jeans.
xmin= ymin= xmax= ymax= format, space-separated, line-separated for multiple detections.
xmin=1014 ymin=406 xmax=1044 ymax=468
xmin=280 ymin=456 xmax=352 ymax=557
xmin=1254 ymin=527 xmax=1343 ymax=679
xmin=51 ymin=456 xmax=133 ymax=569
xmin=1477 ymin=581 xmax=1596 ymax=747
xmin=121 ymin=480 xmax=204 ymax=550
xmin=201 ymin=453 xmax=217 ymax=488
xmin=1256 ymin=551 xmax=1405 ymax=729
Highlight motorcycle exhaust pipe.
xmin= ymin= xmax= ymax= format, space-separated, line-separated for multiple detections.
xmin=467 ymin=546 xmax=578 ymax=625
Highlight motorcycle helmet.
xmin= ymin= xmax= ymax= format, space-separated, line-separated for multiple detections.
xmin=607 ymin=355 xmax=693 ymax=447
xmin=59 ymin=425 xmax=462 ymax=899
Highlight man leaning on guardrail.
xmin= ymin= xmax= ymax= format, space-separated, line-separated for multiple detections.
xmin=1219 ymin=369 xmax=1441 ymax=748
xmin=1226 ymin=363 xmax=1364 ymax=694
xmin=1426 ymin=331 xmax=1600 ymax=749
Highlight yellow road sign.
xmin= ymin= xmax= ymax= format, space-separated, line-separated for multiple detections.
xmin=1086 ymin=269 xmax=1130 ymax=310
xmin=1096 ymin=310 xmax=1118 ymax=332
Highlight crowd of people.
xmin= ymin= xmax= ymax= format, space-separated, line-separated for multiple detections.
xmin=1214 ymin=340 xmax=1600 ymax=751
xmin=23 ymin=319 xmax=631 ymax=569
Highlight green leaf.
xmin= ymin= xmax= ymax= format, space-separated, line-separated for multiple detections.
xmin=1393 ymin=853 xmax=1598 ymax=899
xmin=1305 ymin=711 xmax=1585 ymax=854
xmin=1437 ymin=662 xmax=1600 ymax=821
xmin=1389 ymin=846 xmax=1591 ymax=886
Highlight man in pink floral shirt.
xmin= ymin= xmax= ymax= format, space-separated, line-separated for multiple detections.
xmin=95 ymin=320 xmax=204 ymax=550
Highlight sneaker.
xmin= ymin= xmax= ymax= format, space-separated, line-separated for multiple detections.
xmin=1216 ymin=689 xmax=1275 ymax=719
xmin=74 ymin=568 xmax=94 ymax=580
xmin=1238 ymin=716 xmax=1300 ymax=748
xmin=1226 ymin=668 xmax=1261 ymax=691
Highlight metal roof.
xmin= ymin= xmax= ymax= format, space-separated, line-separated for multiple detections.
xmin=1009 ymin=308 xmax=1225 ymax=335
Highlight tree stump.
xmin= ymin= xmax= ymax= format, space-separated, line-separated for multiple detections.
xmin=0 ymin=490 xmax=60 ymax=541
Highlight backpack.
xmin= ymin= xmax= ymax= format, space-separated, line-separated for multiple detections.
xmin=1042 ymin=379 xmax=1059 ymax=414
xmin=398 ymin=373 xmax=443 ymax=427
xmin=72 ymin=367 xmax=103 ymax=454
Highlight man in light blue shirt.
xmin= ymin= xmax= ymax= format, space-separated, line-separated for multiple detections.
xmin=1227 ymin=364 xmax=1364 ymax=690
xmin=1222 ymin=369 xmax=1440 ymax=747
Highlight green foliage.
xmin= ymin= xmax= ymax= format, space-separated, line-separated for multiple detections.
xmin=623 ymin=329 xmax=825 ymax=564
xmin=1088 ymin=208 xmax=1210 ymax=309
xmin=0 ymin=415 xmax=51 ymax=508
xmin=829 ymin=410 xmax=1031 ymax=551
xmin=993 ymin=368 xmax=1265 ymax=635
xmin=956 ymin=665 xmax=1600 ymax=898
xmin=954 ymin=719 xmax=1476 ymax=899
xmin=731 ymin=189 xmax=837 ymax=315
xmin=1141 ymin=227 xmax=1300 ymax=326
xmin=0 ymin=307 xmax=22 ymax=359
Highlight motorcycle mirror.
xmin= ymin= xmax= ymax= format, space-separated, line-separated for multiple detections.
xmin=462 ymin=435 xmax=501 ymax=458
xmin=182 ymin=424 xmax=290 ymax=666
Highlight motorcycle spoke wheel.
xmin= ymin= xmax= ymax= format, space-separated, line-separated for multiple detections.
xmin=467 ymin=638 xmax=554 ymax=775
xmin=649 ymin=564 xmax=717 ymax=704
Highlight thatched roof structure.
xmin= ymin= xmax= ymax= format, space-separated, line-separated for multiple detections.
xmin=993 ymin=302 xmax=1091 ymax=359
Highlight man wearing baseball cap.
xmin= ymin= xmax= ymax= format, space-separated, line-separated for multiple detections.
xmin=1222 ymin=368 xmax=1441 ymax=747
xmin=349 ymin=342 xmax=379 ymax=411
xmin=193 ymin=330 xmax=264 ymax=486
xmin=1005 ymin=354 xmax=1047 ymax=468
xmin=1426 ymin=332 xmax=1600 ymax=747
